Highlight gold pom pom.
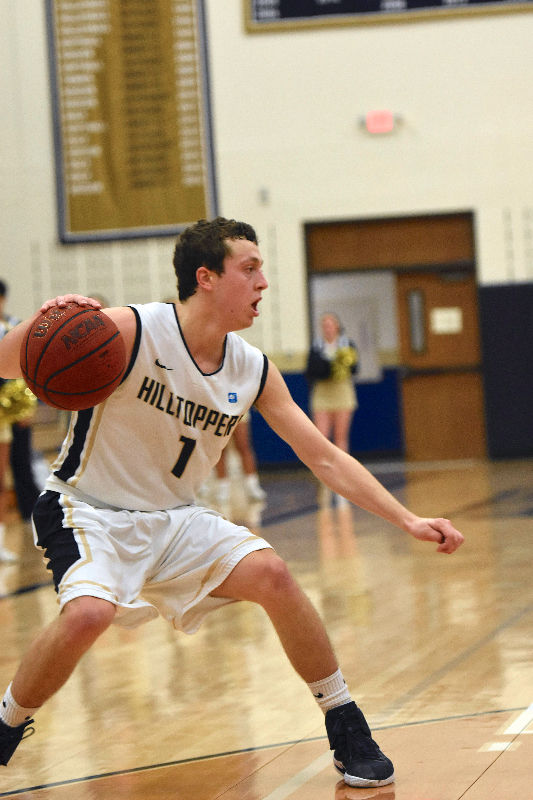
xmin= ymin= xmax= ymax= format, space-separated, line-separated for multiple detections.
xmin=331 ymin=347 xmax=358 ymax=382
xmin=0 ymin=379 xmax=37 ymax=424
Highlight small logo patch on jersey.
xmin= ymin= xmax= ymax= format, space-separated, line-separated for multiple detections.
xmin=155 ymin=358 xmax=173 ymax=370
xmin=228 ymin=392 xmax=238 ymax=403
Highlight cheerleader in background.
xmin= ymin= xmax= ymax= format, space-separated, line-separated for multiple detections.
xmin=0 ymin=284 xmax=38 ymax=561
xmin=0 ymin=378 xmax=36 ymax=560
xmin=0 ymin=401 xmax=15 ymax=561
xmin=306 ymin=312 xmax=359 ymax=507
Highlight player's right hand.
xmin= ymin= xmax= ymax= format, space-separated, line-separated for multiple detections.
xmin=39 ymin=295 xmax=103 ymax=313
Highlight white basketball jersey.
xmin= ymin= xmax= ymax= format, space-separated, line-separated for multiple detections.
xmin=46 ymin=302 xmax=268 ymax=511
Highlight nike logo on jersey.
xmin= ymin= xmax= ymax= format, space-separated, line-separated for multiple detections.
xmin=155 ymin=358 xmax=173 ymax=370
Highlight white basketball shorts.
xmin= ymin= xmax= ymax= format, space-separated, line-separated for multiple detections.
xmin=32 ymin=490 xmax=272 ymax=633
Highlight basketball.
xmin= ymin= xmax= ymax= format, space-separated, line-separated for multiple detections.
xmin=20 ymin=304 xmax=126 ymax=410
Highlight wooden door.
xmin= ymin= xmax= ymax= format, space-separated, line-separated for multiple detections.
xmin=397 ymin=270 xmax=486 ymax=461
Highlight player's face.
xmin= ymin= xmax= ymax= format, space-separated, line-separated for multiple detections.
xmin=215 ymin=238 xmax=268 ymax=329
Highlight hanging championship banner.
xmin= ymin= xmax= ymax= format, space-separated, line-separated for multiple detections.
xmin=245 ymin=0 xmax=533 ymax=31
xmin=46 ymin=0 xmax=217 ymax=242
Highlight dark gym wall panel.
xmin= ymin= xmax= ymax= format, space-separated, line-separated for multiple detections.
xmin=479 ymin=283 xmax=533 ymax=457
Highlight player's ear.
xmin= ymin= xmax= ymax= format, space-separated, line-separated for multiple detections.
xmin=196 ymin=266 xmax=214 ymax=290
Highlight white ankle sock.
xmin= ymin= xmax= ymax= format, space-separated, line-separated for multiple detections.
xmin=245 ymin=473 xmax=260 ymax=490
xmin=244 ymin=473 xmax=266 ymax=499
xmin=215 ymin=478 xmax=231 ymax=503
xmin=1 ymin=684 xmax=39 ymax=727
xmin=307 ymin=668 xmax=352 ymax=713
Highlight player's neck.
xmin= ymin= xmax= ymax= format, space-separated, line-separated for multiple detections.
xmin=176 ymin=300 xmax=227 ymax=372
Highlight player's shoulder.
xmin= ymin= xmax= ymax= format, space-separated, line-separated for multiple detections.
xmin=226 ymin=330 xmax=262 ymax=356
xmin=128 ymin=301 xmax=173 ymax=316
xmin=100 ymin=305 xmax=139 ymax=360
xmin=124 ymin=301 xmax=177 ymax=330
xmin=103 ymin=305 xmax=139 ymax=332
xmin=226 ymin=332 xmax=266 ymax=371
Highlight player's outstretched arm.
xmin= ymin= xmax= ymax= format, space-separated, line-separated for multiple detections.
xmin=255 ymin=360 xmax=464 ymax=554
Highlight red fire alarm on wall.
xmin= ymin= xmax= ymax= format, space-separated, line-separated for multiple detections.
xmin=362 ymin=109 xmax=398 ymax=134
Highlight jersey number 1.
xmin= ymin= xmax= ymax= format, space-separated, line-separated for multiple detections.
xmin=172 ymin=435 xmax=196 ymax=478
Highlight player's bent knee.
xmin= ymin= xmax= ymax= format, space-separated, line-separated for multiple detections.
xmin=212 ymin=550 xmax=298 ymax=604
xmin=60 ymin=596 xmax=116 ymax=643
xmin=244 ymin=552 xmax=296 ymax=603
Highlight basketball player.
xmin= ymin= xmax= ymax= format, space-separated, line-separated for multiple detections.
xmin=0 ymin=218 xmax=464 ymax=787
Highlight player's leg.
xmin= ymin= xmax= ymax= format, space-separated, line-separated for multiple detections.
xmin=10 ymin=421 xmax=41 ymax=522
xmin=232 ymin=419 xmax=265 ymax=501
xmin=1 ymin=490 xmax=149 ymax=766
xmin=331 ymin=408 xmax=355 ymax=507
xmin=11 ymin=596 xmax=116 ymax=707
xmin=211 ymin=549 xmax=394 ymax=787
xmin=312 ymin=410 xmax=334 ymax=505
xmin=0 ymin=433 xmax=17 ymax=562
xmin=312 ymin=408 xmax=333 ymax=441
xmin=332 ymin=408 xmax=353 ymax=454
xmin=213 ymin=548 xmax=337 ymax=680
xmin=0 ymin=596 xmax=115 ymax=765
xmin=213 ymin=448 xmax=231 ymax=504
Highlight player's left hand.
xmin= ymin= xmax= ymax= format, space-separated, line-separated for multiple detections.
xmin=407 ymin=517 xmax=465 ymax=554
xmin=40 ymin=295 xmax=102 ymax=313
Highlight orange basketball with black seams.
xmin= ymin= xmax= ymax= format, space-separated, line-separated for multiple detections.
xmin=20 ymin=304 xmax=126 ymax=410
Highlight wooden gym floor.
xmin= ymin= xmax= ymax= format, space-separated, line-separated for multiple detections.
xmin=1 ymin=457 xmax=532 ymax=799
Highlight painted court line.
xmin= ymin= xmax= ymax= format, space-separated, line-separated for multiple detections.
xmin=261 ymin=751 xmax=332 ymax=800
xmin=504 ymin=703 xmax=533 ymax=735
xmin=478 ymin=704 xmax=533 ymax=753
xmin=261 ymin=709 xmax=533 ymax=797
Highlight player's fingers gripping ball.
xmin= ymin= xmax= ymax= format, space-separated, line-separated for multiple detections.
xmin=20 ymin=304 xmax=126 ymax=410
